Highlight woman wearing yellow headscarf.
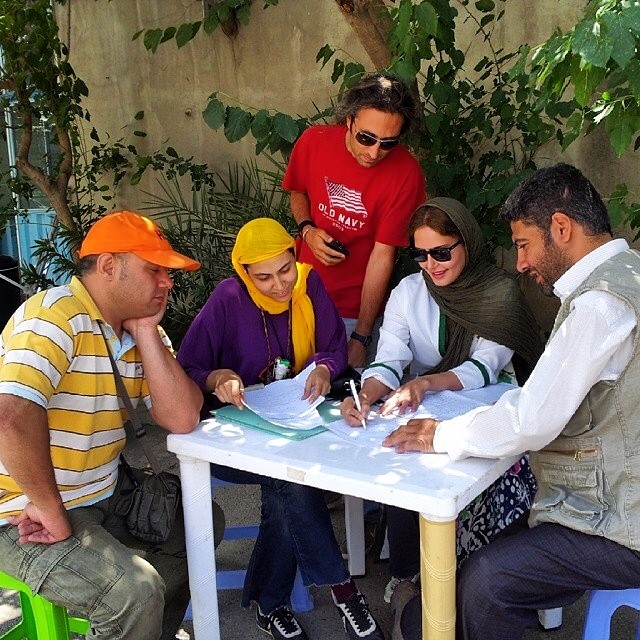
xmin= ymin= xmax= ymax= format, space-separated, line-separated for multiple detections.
xmin=178 ymin=219 xmax=384 ymax=640
xmin=179 ymin=218 xmax=347 ymax=407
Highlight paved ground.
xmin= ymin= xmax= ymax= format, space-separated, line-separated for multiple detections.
xmin=2 ymin=418 xmax=638 ymax=639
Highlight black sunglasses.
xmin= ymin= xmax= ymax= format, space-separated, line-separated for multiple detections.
xmin=408 ymin=239 xmax=463 ymax=263
xmin=354 ymin=129 xmax=400 ymax=151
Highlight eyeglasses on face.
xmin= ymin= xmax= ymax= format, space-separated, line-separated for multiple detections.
xmin=353 ymin=129 xmax=400 ymax=151
xmin=408 ymin=239 xmax=463 ymax=263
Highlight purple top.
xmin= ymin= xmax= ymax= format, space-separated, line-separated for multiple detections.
xmin=177 ymin=270 xmax=348 ymax=391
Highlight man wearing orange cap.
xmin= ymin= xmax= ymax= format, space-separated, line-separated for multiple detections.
xmin=0 ymin=211 xmax=203 ymax=640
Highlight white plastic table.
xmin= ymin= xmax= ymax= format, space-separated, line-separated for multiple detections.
xmin=167 ymin=415 xmax=517 ymax=640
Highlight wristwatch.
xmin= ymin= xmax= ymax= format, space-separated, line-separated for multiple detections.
xmin=350 ymin=331 xmax=372 ymax=348
xmin=297 ymin=219 xmax=316 ymax=237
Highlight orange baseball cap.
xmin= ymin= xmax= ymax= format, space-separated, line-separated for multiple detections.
xmin=78 ymin=211 xmax=200 ymax=271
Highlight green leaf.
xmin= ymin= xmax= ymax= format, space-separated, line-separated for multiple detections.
xmin=133 ymin=130 xmax=147 ymax=137
xmin=236 ymin=4 xmax=252 ymax=25
xmin=392 ymin=58 xmax=419 ymax=86
xmin=202 ymin=95 xmax=226 ymax=130
xmin=176 ymin=22 xmax=201 ymax=48
xmin=602 ymin=12 xmax=636 ymax=69
xmin=203 ymin=9 xmax=220 ymax=34
xmin=316 ymin=44 xmax=335 ymax=68
xmin=161 ymin=27 xmax=177 ymax=43
xmin=475 ymin=0 xmax=495 ymax=12
xmin=626 ymin=59 xmax=640 ymax=102
xmin=570 ymin=58 xmax=606 ymax=106
xmin=571 ymin=18 xmax=613 ymax=68
xmin=621 ymin=5 xmax=640 ymax=37
xmin=143 ymin=29 xmax=163 ymax=53
xmin=343 ymin=62 xmax=365 ymax=86
xmin=166 ymin=146 xmax=179 ymax=158
xmin=605 ymin=103 xmax=639 ymax=156
xmin=432 ymin=82 xmax=451 ymax=106
xmin=450 ymin=48 xmax=465 ymax=69
xmin=251 ymin=109 xmax=271 ymax=138
xmin=273 ymin=112 xmax=298 ymax=143
xmin=415 ymin=2 xmax=438 ymax=37
xmin=606 ymin=183 xmax=630 ymax=228
xmin=255 ymin=136 xmax=270 ymax=155
xmin=489 ymin=87 xmax=506 ymax=107
xmin=480 ymin=14 xmax=494 ymax=28
xmin=134 ymin=110 xmax=145 ymax=120
xmin=560 ymin=111 xmax=584 ymax=150
xmin=76 ymin=79 xmax=88 ymax=97
xmin=224 ymin=106 xmax=252 ymax=142
xmin=425 ymin=112 xmax=444 ymax=136
xmin=331 ymin=58 xmax=345 ymax=84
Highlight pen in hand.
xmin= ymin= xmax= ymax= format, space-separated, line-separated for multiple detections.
xmin=349 ymin=378 xmax=367 ymax=429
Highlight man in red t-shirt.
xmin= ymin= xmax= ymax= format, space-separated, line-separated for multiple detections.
xmin=283 ymin=73 xmax=426 ymax=367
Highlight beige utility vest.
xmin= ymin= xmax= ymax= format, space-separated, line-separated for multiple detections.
xmin=529 ymin=250 xmax=640 ymax=549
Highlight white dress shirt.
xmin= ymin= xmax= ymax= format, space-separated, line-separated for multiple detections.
xmin=362 ymin=272 xmax=514 ymax=391
xmin=433 ymin=239 xmax=636 ymax=460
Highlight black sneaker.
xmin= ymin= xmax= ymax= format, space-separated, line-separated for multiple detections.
xmin=333 ymin=591 xmax=385 ymax=639
xmin=256 ymin=605 xmax=308 ymax=640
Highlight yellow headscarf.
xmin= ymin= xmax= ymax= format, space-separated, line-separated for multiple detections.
xmin=231 ymin=218 xmax=315 ymax=373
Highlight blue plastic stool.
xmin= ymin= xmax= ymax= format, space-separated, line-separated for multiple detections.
xmin=0 ymin=570 xmax=90 ymax=639
xmin=582 ymin=588 xmax=640 ymax=639
xmin=183 ymin=477 xmax=314 ymax=621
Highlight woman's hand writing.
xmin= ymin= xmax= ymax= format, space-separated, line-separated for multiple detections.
xmin=340 ymin=394 xmax=371 ymax=428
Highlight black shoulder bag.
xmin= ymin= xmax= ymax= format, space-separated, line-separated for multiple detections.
xmin=99 ymin=323 xmax=182 ymax=543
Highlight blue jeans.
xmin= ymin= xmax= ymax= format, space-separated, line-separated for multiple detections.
xmin=212 ymin=465 xmax=350 ymax=614
xmin=0 ymin=496 xmax=189 ymax=640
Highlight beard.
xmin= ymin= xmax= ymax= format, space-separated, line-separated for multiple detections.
xmin=528 ymin=240 xmax=571 ymax=297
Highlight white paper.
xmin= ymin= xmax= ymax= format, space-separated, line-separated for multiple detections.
xmin=242 ymin=363 xmax=324 ymax=430
xmin=324 ymin=382 xmax=516 ymax=447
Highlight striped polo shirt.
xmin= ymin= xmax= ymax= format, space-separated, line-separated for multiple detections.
xmin=0 ymin=276 xmax=171 ymax=522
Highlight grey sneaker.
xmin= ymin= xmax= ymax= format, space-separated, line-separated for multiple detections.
xmin=390 ymin=580 xmax=420 ymax=640
xmin=384 ymin=574 xmax=419 ymax=603
xmin=333 ymin=591 xmax=385 ymax=639
xmin=256 ymin=605 xmax=308 ymax=640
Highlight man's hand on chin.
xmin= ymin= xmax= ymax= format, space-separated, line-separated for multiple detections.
xmin=382 ymin=418 xmax=440 ymax=453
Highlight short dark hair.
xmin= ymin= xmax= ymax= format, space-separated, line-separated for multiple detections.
xmin=76 ymin=252 xmax=129 ymax=275
xmin=334 ymin=73 xmax=416 ymax=134
xmin=500 ymin=163 xmax=612 ymax=237
xmin=76 ymin=254 xmax=98 ymax=275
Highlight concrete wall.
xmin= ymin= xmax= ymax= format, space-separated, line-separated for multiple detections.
xmin=59 ymin=0 xmax=638 ymax=214
xmin=58 ymin=0 xmax=369 ymax=208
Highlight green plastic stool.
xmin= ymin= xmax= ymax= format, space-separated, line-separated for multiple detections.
xmin=0 ymin=570 xmax=90 ymax=639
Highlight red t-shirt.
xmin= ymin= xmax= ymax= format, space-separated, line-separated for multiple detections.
xmin=283 ymin=125 xmax=426 ymax=318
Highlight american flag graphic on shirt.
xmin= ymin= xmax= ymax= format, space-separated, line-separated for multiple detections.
xmin=325 ymin=177 xmax=368 ymax=218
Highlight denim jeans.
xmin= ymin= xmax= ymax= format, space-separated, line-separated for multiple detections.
xmin=212 ymin=464 xmax=350 ymax=614
xmin=0 ymin=495 xmax=189 ymax=640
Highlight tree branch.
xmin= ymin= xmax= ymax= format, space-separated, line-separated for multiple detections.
xmin=13 ymin=83 xmax=75 ymax=230
xmin=334 ymin=0 xmax=393 ymax=70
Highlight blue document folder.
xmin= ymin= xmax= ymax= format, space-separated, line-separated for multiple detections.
xmin=213 ymin=400 xmax=342 ymax=441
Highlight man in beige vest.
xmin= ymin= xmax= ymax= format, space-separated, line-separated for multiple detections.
xmin=383 ymin=163 xmax=640 ymax=640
